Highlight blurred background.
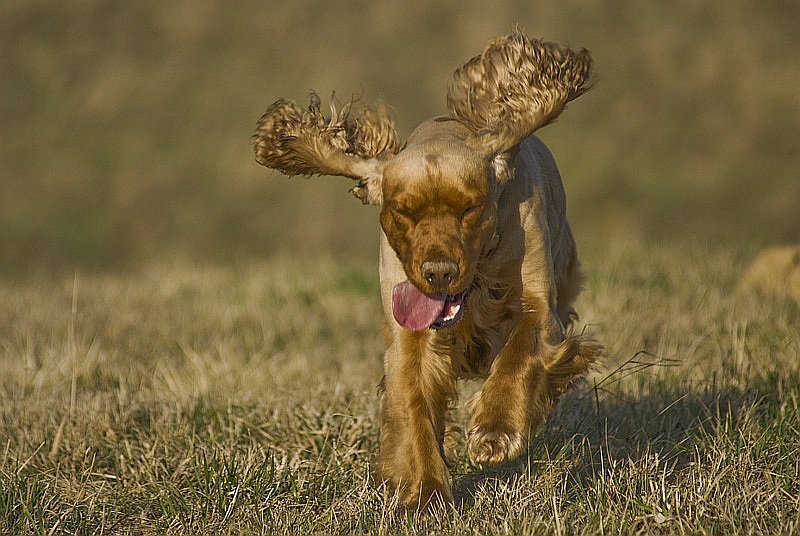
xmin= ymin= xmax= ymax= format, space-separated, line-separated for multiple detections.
xmin=2 ymin=0 xmax=798 ymax=275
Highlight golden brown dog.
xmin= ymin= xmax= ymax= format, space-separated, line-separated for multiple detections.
xmin=252 ymin=31 xmax=605 ymax=509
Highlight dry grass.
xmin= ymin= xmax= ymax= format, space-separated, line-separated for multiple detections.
xmin=1 ymin=245 xmax=798 ymax=534
xmin=2 ymin=0 xmax=799 ymax=271
xmin=2 ymin=3 xmax=798 ymax=532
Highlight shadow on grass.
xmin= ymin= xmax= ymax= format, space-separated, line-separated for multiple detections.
xmin=450 ymin=350 xmax=793 ymax=508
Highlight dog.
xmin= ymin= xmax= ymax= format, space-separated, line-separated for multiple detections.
xmin=252 ymin=31 xmax=605 ymax=509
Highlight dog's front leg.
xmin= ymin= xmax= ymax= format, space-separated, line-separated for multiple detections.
xmin=467 ymin=296 xmax=600 ymax=466
xmin=376 ymin=330 xmax=455 ymax=509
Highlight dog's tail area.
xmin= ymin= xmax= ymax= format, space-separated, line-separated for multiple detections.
xmin=542 ymin=334 xmax=605 ymax=400
xmin=448 ymin=30 xmax=593 ymax=156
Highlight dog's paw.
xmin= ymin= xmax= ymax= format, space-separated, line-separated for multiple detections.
xmin=467 ymin=425 xmax=525 ymax=466
xmin=443 ymin=426 xmax=464 ymax=466
xmin=397 ymin=477 xmax=453 ymax=511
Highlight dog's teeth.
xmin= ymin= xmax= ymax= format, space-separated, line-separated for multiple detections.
xmin=444 ymin=304 xmax=461 ymax=321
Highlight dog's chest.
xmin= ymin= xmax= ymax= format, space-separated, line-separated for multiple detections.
xmin=434 ymin=274 xmax=519 ymax=378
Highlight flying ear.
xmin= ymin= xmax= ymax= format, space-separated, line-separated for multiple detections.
xmin=447 ymin=32 xmax=593 ymax=156
xmin=252 ymin=92 xmax=400 ymax=205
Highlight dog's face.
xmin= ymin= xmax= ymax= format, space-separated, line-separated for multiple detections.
xmin=378 ymin=131 xmax=499 ymax=329
xmin=252 ymin=36 xmax=593 ymax=331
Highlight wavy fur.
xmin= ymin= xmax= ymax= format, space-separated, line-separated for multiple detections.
xmin=252 ymin=30 xmax=603 ymax=510
xmin=447 ymin=32 xmax=592 ymax=155
xmin=252 ymin=92 xmax=399 ymax=205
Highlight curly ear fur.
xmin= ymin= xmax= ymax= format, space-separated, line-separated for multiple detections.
xmin=252 ymin=92 xmax=400 ymax=205
xmin=252 ymin=32 xmax=591 ymax=203
xmin=447 ymin=32 xmax=592 ymax=156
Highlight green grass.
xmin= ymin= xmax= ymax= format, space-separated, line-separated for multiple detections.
xmin=2 ymin=1 xmax=799 ymax=532
xmin=1 ymin=0 xmax=799 ymax=271
xmin=1 ymin=246 xmax=798 ymax=534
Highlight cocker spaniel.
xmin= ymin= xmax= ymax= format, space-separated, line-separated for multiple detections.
xmin=252 ymin=30 xmax=605 ymax=509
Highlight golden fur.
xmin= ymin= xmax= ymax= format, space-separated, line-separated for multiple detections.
xmin=253 ymin=31 xmax=605 ymax=509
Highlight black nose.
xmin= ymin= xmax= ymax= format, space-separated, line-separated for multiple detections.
xmin=420 ymin=259 xmax=459 ymax=290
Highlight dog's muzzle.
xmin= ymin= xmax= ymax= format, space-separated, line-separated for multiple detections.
xmin=391 ymin=280 xmax=468 ymax=331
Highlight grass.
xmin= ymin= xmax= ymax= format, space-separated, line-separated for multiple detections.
xmin=2 ymin=0 xmax=799 ymax=532
xmin=1 ymin=245 xmax=798 ymax=534
xmin=2 ymin=0 xmax=799 ymax=271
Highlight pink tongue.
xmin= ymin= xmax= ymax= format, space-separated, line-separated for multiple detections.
xmin=392 ymin=279 xmax=446 ymax=331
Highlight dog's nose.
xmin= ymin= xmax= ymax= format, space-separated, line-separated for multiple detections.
xmin=421 ymin=259 xmax=459 ymax=290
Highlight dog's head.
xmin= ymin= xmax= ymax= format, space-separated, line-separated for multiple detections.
xmin=377 ymin=119 xmax=500 ymax=330
xmin=252 ymin=32 xmax=592 ymax=330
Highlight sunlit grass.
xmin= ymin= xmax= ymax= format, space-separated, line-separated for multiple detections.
xmin=1 ymin=245 xmax=798 ymax=534
xmin=1 ymin=2 xmax=798 ymax=532
xmin=1 ymin=0 xmax=799 ymax=271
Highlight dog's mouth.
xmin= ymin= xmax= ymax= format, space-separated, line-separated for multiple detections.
xmin=391 ymin=280 xmax=468 ymax=331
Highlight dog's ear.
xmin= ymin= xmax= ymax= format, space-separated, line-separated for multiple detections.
xmin=252 ymin=92 xmax=400 ymax=205
xmin=447 ymin=32 xmax=592 ymax=157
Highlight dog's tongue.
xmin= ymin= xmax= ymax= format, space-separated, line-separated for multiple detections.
xmin=392 ymin=279 xmax=446 ymax=331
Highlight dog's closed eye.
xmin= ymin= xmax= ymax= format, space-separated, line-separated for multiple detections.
xmin=461 ymin=205 xmax=481 ymax=220
xmin=390 ymin=205 xmax=417 ymax=223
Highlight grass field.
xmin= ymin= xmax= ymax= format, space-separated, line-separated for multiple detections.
xmin=2 ymin=1 xmax=800 ymax=534
xmin=2 ymin=0 xmax=799 ymax=271
xmin=1 ymin=245 xmax=798 ymax=534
